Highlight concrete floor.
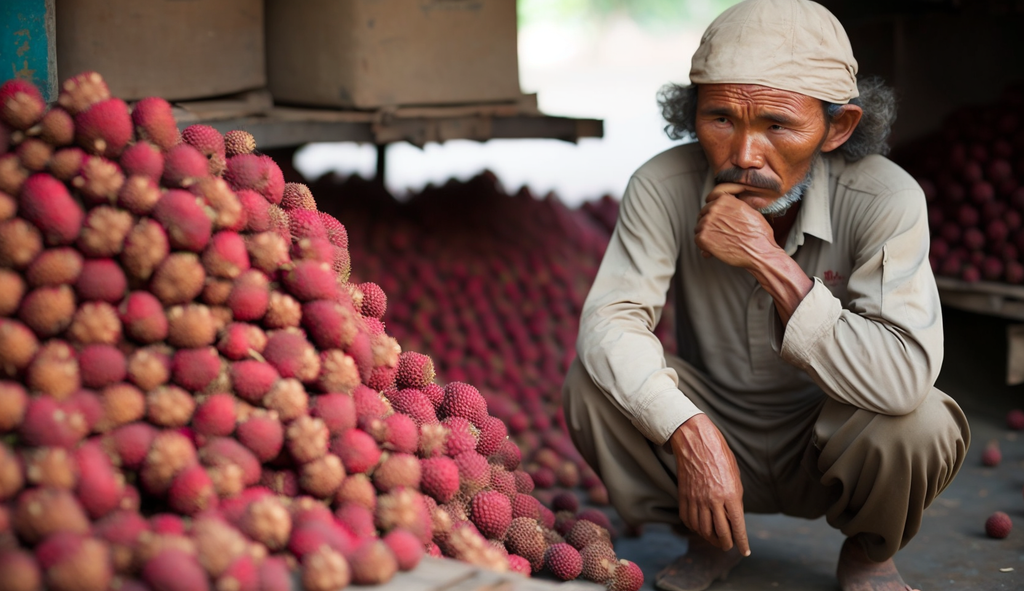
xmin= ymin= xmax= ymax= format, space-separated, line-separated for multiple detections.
xmin=611 ymin=306 xmax=1024 ymax=591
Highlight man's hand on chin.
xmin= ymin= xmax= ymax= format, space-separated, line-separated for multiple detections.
xmin=670 ymin=413 xmax=751 ymax=556
xmin=693 ymin=182 xmax=778 ymax=269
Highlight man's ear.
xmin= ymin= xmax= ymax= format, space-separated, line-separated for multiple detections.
xmin=821 ymin=104 xmax=863 ymax=153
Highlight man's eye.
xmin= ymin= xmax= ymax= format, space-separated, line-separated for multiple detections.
xmin=716 ymin=117 xmax=729 ymax=124
xmin=769 ymin=124 xmax=784 ymax=131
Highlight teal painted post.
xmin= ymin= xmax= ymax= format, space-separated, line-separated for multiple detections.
xmin=1 ymin=0 xmax=56 ymax=102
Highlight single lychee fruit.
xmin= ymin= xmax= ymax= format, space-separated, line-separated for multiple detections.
xmin=120 ymin=291 xmax=168 ymax=343
xmin=75 ymin=258 xmax=127 ymax=303
xmin=13 ymin=487 xmax=90 ymax=543
xmin=141 ymin=548 xmax=208 ymax=591
xmin=58 ymin=72 xmax=110 ymax=116
xmin=263 ymin=330 xmax=320 ymax=383
xmin=224 ymin=130 xmax=256 ymax=158
xmin=218 ymin=323 xmax=268 ymax=361
xmin=132 ymin=97 xmax=180 ymax=149
xmin=167 ymin=464 xmax=217 ymax=515
xmin=19 ymin=173 xmax=84 ymax=246
xmin=75 ymin=97 xmax=132 ymax=158
xmin=35 ymin=531 xmax=114 ymax=591
xmin=311 ymin=392 xmax=356 ymax=435
xmin=236 ymin=412 xmax=285 ymax=462
xmin=121 ymin=218 xmax=170 ymax=282
xmin=494 ymin=439 xmax=523 ymax=471
xmin=154 ymin=189 xmax=213 ymax=252
xmin=120 ymin=141 xmax=164 ymax=180
xmin=0 ymin=218 xmax=43 ymax=269
xmin=106 ymin=422 xmax=157 ymax=468
xmin=24 ymin=339 xmax=80 ymax=399
xmin=301 ymin=546 xmax=350 ymax=591
xmin=333 ymin=428 xmax=383 ymax=474
xmin=48 ymin=147 xmax=85 ymax=182
xmin=171 ymin=347 xmax=221 ymax=392
xmin=240 ymin=495 xmax=291 ymax=551
xmin=182 ymin=124 xmax=226 ymax=176
xmin=441 ymin=382 xmax=488 ymax=427
xmin=0 ymin=548 xmax=43 ymax=591
xmin=230 ymin=360 xmax=278 ymax=402
xmin=470 ymin=490 xmax=513 ymax=540
xmin=981 ymin=441 xmax=1001 ymax=466
xmin=74 ymin=440 xmax=124 ymax=518
xmin=150 ymin=252 xmax=206 ymax=306
xmin=72 ymin=155 xmax=124 ymax=205
xmin=0 ymin=78 xmax=45 ymax=129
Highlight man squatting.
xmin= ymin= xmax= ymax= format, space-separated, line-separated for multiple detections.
xmin=562 ymin=1 xmax=971 ymax=590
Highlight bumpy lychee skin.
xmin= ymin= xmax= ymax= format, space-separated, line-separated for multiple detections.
xmin=301 ymin=299 xmax=359 ymax=351
xmin=609 ymin=559 xmax=644 ymax=591
xmin=476 ymin=415 xmax=508 ymax=456
xmin=121 ymin=218 xmax=169 ymax=282
xmin=150 ymin=252 xmax=205 ymax=306
xmin=182 ymin=124 xmax=226 ymax=176
xmin=566 ymin=518 xmax=611 ymax=551
xmin=146 ymin=385 xmax=196 ymax=427
xmin=224 ymin=130 xmax=256 ymax=157
xmin=13 ymin=488 xmax=91 ymax=544
xmin=263 ymin=330 xmax=320 ymax=383
xmin=356 ymin=281 xmax=387 ymax=319
xmin=442 ymin=416 xmax=478 ymax=457
xmin=167 ymin=463 xmax=217 ymax=515
xmin=18 ymin=138 xmax=53 ymax=172
xmin=58 ymin=71 xmax=110 ymax=115
xmin=985 ymin=511 xmax=1012 ymax=538
xmin=455 ymin=451 xmax=491 ymax=497
xmin=74 ymin=440 xmax=124 ymax=518
xmin=0 ymin=548 xmax=43 ymax=591
xmin=78 ymin=344 xmax=127 ymax=389
xmin=140 ymin=430 xmax=197 ymax=495
xmin=236 ymin=412 xmax=285 ymax=462
xmin=142 ymin=548 xmax=208 ymax=591
xmin=77 ymin=205 xmax=133 ymax=258
xmin=162 ymin=143 xmax=209 ymax=189
xmin=105 ymin=422 xmax=157 ymax=470
xmin=470 ymin=490 xmax=513 ymax=540
xmin=35 ymin=531 xmax=114 ymax=591
xmin=19 ymin=173 xmax=85 ymax=246
xmin=165 ymin=303 xmax=217 ymax=348
xmin=0 ymin=380 xmax=28 ymax=432
xmin=310 ymin=392 xmax=356 ymax=436
xmin=246 ymin=231 xmax=290 ymax=275
xmin=440 ymin=382 xmax=488 ymax=427
xmin=0 ymin=268 xmax=26 ymax=316
xmin=120 ymin=140 xmax=164 ymax=180
xmin=0 ymin=78 xmax=45 ymax=129
xmin=349 ymin=539 xmax=399 ymax=585
xmin=281 ymin=182 xmax=316 ymax=211
xmin=319 ymin=212 xmax=348 ymax=249
xmin=25 ymin=340 xmax=80 ymax=399
xmin=48 ymin=147 xmax=85 ymax=182
xmin=396 ymin=352 xmax=435 ymax=390
xmin=119 ymin=291 xmax=168 ymax=344
xmin=132 ymin=96 xmax=180 ymax=150
xmin=384 ymin=389 xmax=434 ymax=428
xmin=75 ymin=97 xmax=132 ymax=158
xmin=171 ymin=347 xmax=221 ymax=392
xmin=544 ymin=543 xmax=583 ymax=581
xmin=72 ymin=154 xmax=124 ymax=205
xmin=301 ymin=545 xmax=350 ymax=591
xmin=75 ymin=258 xmax=127 ymax=303
xmin=154 ymin=189 xmax=213 ymax=252
xmin=333 ymin=428 xmax=382 ymax=475
xmin=0 ymin=218 xmax=43 ymax=269
xmin=282 ymin=260 xmax=339 ymax=302
xmin=381 ymin=528 xmax=423 ymax=572
xmin=202 ymin=231 xmax=250 ymax=279
xmin=19 ymin=286 xmax=76 ymax=339
xmin=0 ymin=319 xmax=39 ymax=378
xmin=506 ymin=517 xmax=548 ymax=572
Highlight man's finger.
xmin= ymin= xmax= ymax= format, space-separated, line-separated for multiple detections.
xmin=727 ymin=500 xmax=751 ymax=557
xmin=705 ymin=183 xmax=748 ymax=203
xmin=711 ymin=506 xmax=733 ymax=551
xmin=697 ymin=507 xmax=715 ymax=545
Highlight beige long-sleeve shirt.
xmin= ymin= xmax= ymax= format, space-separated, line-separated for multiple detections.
xmin=577 ymin=142 xmax=943 ymax=446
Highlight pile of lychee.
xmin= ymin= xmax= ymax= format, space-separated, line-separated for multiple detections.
xmin=308 ymin=166 xmax=675 ymax=507
xmin=894 ymin=84 xmax=1024 ymax=283
xmin=0 ymin=72 xmax=642 ymax=591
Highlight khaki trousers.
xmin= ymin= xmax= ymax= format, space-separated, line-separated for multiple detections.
xmin=562 ymin=355 xmax=970 ymax=562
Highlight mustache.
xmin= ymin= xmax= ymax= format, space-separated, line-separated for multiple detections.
xmin=714 ymin=168 xmax=781 ymax=193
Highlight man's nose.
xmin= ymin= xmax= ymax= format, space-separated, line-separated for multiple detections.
xmin=731 ymin=131 xmax=765 ymax=170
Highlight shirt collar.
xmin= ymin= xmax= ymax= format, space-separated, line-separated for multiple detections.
xmin=783 ymin=153 xmax=833 ymax=255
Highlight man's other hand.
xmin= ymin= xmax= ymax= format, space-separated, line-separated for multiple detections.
xmin=670 ymin=413 xmax=751 ymax=556
xmin=694 ymin=183 xmax=777 ymax=268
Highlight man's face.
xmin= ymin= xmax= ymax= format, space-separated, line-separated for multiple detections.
xmin=694 ymin=83 xmax=829 ymax=212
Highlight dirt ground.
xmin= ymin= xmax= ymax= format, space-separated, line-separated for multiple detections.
xmin=612 ymin=306 xmax=1024 ymax=591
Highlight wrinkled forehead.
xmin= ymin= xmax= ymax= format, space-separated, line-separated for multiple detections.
xmin=696 ymin=83 xmax=826 ymax=121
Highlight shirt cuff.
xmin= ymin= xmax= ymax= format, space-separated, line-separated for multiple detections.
xmin=778 ymin=278 xmax=843 ymax=369
xmin=632 ymin=386 xmax=704 ymax=446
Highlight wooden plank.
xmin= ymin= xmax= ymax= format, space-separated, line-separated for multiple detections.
xmin=1 ymin=0 xmax=56 ymax=101
xmin=935 ymin=276 xmax=1024 ymax=321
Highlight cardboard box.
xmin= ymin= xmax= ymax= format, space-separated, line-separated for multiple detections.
xmin=266 ymin=0 xmax=521 ymax=109
xmin=55 ymin=0 xmax=265 ymax=101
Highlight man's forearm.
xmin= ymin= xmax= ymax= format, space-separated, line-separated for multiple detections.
xmin=746 ymin=248 xmax=813 ymax=326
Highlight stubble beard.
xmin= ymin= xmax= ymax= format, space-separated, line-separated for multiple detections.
xmin=756 ymin=154 xmax=818 ymax=218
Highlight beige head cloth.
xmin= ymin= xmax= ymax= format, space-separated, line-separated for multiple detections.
xmin=689 ymin=0 xmax=858 ymax=104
